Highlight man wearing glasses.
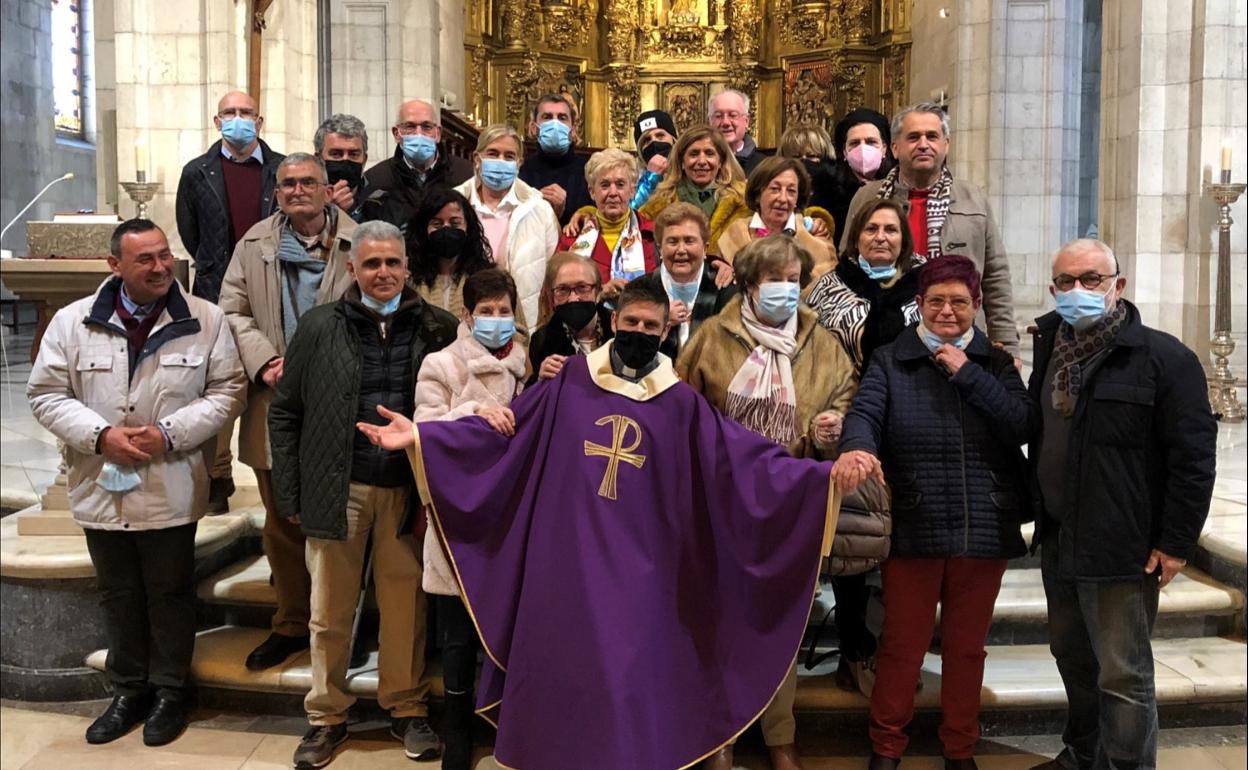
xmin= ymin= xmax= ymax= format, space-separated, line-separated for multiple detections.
xmin=218 ymin=153 xmax=359 ymax=673
xmin=175 ymin=90 xmax=285 ymax=513
xmin=709 ymin=89 xmax=765 ymax=175
xmin=362 ymin=99 xmax=473 ymax=229
xmin=1028 ymin=239 xmax=1216 ymax=770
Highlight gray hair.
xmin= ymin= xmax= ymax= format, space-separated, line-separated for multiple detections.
xmin=313 ymin=113 xmax=368 ymax=154
xmin=891 ymin=102 xmax=951 ymax=141
xmin=278 ymin=152 xmax=328 ymax=183
xmin=708 ymin=89 xmax=750 ymax=119
xmin=350 ymin=220 xmax=406 ymax=261
xmin=1054 ymin=238 xmax=1120 ymax=274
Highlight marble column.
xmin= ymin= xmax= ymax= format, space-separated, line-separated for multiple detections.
xmin=439 ymin=0 xmax=466 ymax=111
xmin=1101 ymin=0 xmax=1247 ymax=379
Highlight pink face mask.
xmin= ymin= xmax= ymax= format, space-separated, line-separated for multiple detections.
xmin=846 ymin=143 xmax=883 ymax=178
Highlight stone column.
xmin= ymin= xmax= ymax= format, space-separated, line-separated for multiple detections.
xmin=1101 ymin=0 xmax=1247 ymax=377
xmin=439 ymin=0 xmax=466 ymax=111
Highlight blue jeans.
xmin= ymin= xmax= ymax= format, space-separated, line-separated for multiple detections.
xmin=1041 ymin=533 xmax=1160 ymax=770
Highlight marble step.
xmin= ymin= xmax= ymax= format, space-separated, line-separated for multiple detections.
xmin=199 ymin=554 xmax=1246 ymax=642
xmin=85 ymin=625 xmax=1246 ymax=725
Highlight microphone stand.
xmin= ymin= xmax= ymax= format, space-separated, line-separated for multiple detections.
xmin=0 ymin=173 xmax=75 ymax=256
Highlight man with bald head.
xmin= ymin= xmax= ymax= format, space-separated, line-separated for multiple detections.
xmin=1027 ymin=239 xmax=1216 ymax=770
xmin=362 ymin=99 xmax=474 ymax=229
xmin=176 ymin=90 xmax=285 ymax=512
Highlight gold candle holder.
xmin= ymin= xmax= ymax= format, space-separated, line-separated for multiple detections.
xmin=120 ymin=180 xmax=161 ymax=220
xmin=1202 ymin=180 xmax=1246 ymax=422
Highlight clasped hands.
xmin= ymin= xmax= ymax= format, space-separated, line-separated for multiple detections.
xmin=830 ymin=449 xmax=884 ymax=493
xmin=99 ymin=425 xmax=167 ymax=466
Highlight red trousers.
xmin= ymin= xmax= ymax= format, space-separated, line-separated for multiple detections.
xmin=869 ymin=556 xmax=1008 ymax=759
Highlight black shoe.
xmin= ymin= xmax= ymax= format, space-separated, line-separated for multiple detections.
xmin=142 ymin=694 xmax=188 ymax=746
xmin=207 ymin=477 xmax=235 ymax=514
xmin=293 ymin=723 xmax=348 ymax=769
xmin=1028 ymin=762 xmax=1071 ymax=770
xmin=85 ymin=693 xmax=152 ymax=744
xmin=945 ymin=759 xmax=978 ymax=770
xmin=868 ymin=753 xmax=901 ymax=770
xmin=245 ymin=633 xmax=309 ymax=671
xmin=391 ymin=716 xmax=441 ymax=761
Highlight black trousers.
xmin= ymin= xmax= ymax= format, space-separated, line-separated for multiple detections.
xmin=83 ymin=522 xmax=199 ymax=699
xmin=436 ymin=595 xmax=479 ymax=698
xmin=832 ymin=572 xmax=878 ymax=662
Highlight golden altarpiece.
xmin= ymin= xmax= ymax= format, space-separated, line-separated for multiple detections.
xmin=462 ymin=0 xmax=911 ymax=150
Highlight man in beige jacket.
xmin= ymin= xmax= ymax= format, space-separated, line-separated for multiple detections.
xmin=28 ymin=219 xmax=246 ymax=747
xmin=840 ymin=102 xmax=1019 ymax=356
xmin=218 ymin=153 xmax=358 ymax=671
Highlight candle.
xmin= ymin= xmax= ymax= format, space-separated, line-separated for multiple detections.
xmin=1221 ymin=141 xmax=1232 ymax=171
xmin=135 ymin=141 xmax=148 ymax=183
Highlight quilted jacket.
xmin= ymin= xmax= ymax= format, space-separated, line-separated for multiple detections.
xmin=840 ymin=326 xmax=1033 ymax=559
xmin=267 ymin=286 xmax=458 ymax=540
xmin=174 ymin=139 xmax=284 ymax=303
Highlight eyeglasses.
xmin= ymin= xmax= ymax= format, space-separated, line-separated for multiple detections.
xmin=1052 ymin=272 xmax=1118 ymax=291
xmin=922 ymin=296 xmax=974 ymax=312
xmin=553 ymin=282 xmax=596 ymax=300
xmin=395 ymin=121 xmax=439 ymax=136
xmin=711 ymin=111 xmax=744 ymax=122
xmin=218 ymin=107 xmax=258 ymax=119
xmin=278 ymin=178 xmax=323 ymax=192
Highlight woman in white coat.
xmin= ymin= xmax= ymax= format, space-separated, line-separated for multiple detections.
xmin=411 ymin=268 xmax=527 ymax=770
xmin=454 ymin=124 xmax=559 ymax=325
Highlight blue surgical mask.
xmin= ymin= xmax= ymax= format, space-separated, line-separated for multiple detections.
xmin=857 ymin=255 xmax=898 ymax=281
xmin=1055 ymin=288 xmax=1108 ymax=331
xmin=756 ymin=282 xmax=800 ymax=325
xmin=96 ymin=462 xmax=141 ymax=494
xmin=537 ymin=120 xmax=572 ymax=154
xmin=360 ymin=291 xmax=402 ymax=316
xmin=663 ymin=265 xmax=701 ymax=307
xmin=479 ymin=158 xmax=518 ymax=192
xmin=921 ymin=327 xmax=969 ymax=353
xmin=401 ymin=134 xmax=438 ymax=165
xmin=221 ymin=117 xmax=257 ymax=149
xmin=472 ymin=316 xmax=516 ymax=349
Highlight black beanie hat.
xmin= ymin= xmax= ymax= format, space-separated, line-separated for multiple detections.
xmin=634 ymin=110 xmax=678 ymax=144
xmin=833 ymin=108 xmax=892 ymax=157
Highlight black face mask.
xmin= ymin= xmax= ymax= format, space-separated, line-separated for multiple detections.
xmin=802 ymin=158 xmax=832 ymax=181
xmin=613 ymin=330 xmax=662 ymax=370
xmin=426 ymin=227 xmax=468 ymax=260
xmin=324 ymin=159 xmax=364 ymax=190
xmin=640 ymin=141 xmax=673 ymax=164
xmin=554 ymin=300 xmax=598 ymax=332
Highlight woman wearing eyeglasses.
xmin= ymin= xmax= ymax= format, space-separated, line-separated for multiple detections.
xmin=831 ymin=254 xmax=1034 ymax=770
xmin=527 ymin=251 xmax=612 ymax=384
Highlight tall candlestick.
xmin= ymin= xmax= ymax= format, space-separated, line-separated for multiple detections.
xmin=1203 ymin=179 xmax=1246 ymax=423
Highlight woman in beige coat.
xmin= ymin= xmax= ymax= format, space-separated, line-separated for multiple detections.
xmin=411 ymin=269 xmax=527 ymax=770
xmin=675 ymin=235 xmax=858 ymax=770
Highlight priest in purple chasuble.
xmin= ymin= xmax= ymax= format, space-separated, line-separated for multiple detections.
xmin=358 ymin=276 xmax=841 ymax=770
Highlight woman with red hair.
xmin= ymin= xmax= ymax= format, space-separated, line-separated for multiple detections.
xmin=832 ymin=255 xmax=1035 ymax=770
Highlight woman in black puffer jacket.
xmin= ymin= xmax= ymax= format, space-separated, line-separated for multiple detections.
xmin=834 ymin=254 xmax=1033 ymax=770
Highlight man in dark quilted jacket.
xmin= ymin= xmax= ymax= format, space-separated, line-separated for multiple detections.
xmin=268 ymin=220 xmax=458 ymax=770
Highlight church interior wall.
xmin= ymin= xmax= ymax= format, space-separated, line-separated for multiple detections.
xmin=0 ymin=0 xmax=99 ymax=257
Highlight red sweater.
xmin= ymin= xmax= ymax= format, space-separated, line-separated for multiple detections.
xmin=907 ymin=187 xmax=929 ymax=256
xmin=220 ymin=155 xmax=264 ymax=249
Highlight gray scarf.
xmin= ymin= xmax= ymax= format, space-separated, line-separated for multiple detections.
xmin=277 ymin=222 xmax=329 ymax=345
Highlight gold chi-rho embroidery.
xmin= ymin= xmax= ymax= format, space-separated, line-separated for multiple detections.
xmin=583 ymin=415 xmax=647 ymax=500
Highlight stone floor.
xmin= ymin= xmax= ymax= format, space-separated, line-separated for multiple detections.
xmin=0 ymin=703 xmax=1244 ymax=770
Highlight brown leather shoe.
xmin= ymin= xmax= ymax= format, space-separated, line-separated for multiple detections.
xmin=769 ymin=743 xmax=805 ymax=770
xmin=703 ymin=746 xmax=733 ymax=770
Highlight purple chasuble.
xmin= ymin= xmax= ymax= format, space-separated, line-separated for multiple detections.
xmin=408 ymin=344 xmax=837 ymax=770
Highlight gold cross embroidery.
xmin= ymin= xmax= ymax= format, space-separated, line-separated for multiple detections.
xmin=582 ymin=415 xmax=647 ymax=501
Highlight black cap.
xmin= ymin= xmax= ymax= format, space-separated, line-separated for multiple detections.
xmin=833 ymin=108 xmax=892 ymax=156
xmin=634 ymin=110 xmax=678 ymax=144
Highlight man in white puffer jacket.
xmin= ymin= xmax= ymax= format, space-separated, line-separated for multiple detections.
xmin=27 ymin=219 xmax=245 ymax=748
xmin=454 ymin=123 xmax=559 ymax=326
